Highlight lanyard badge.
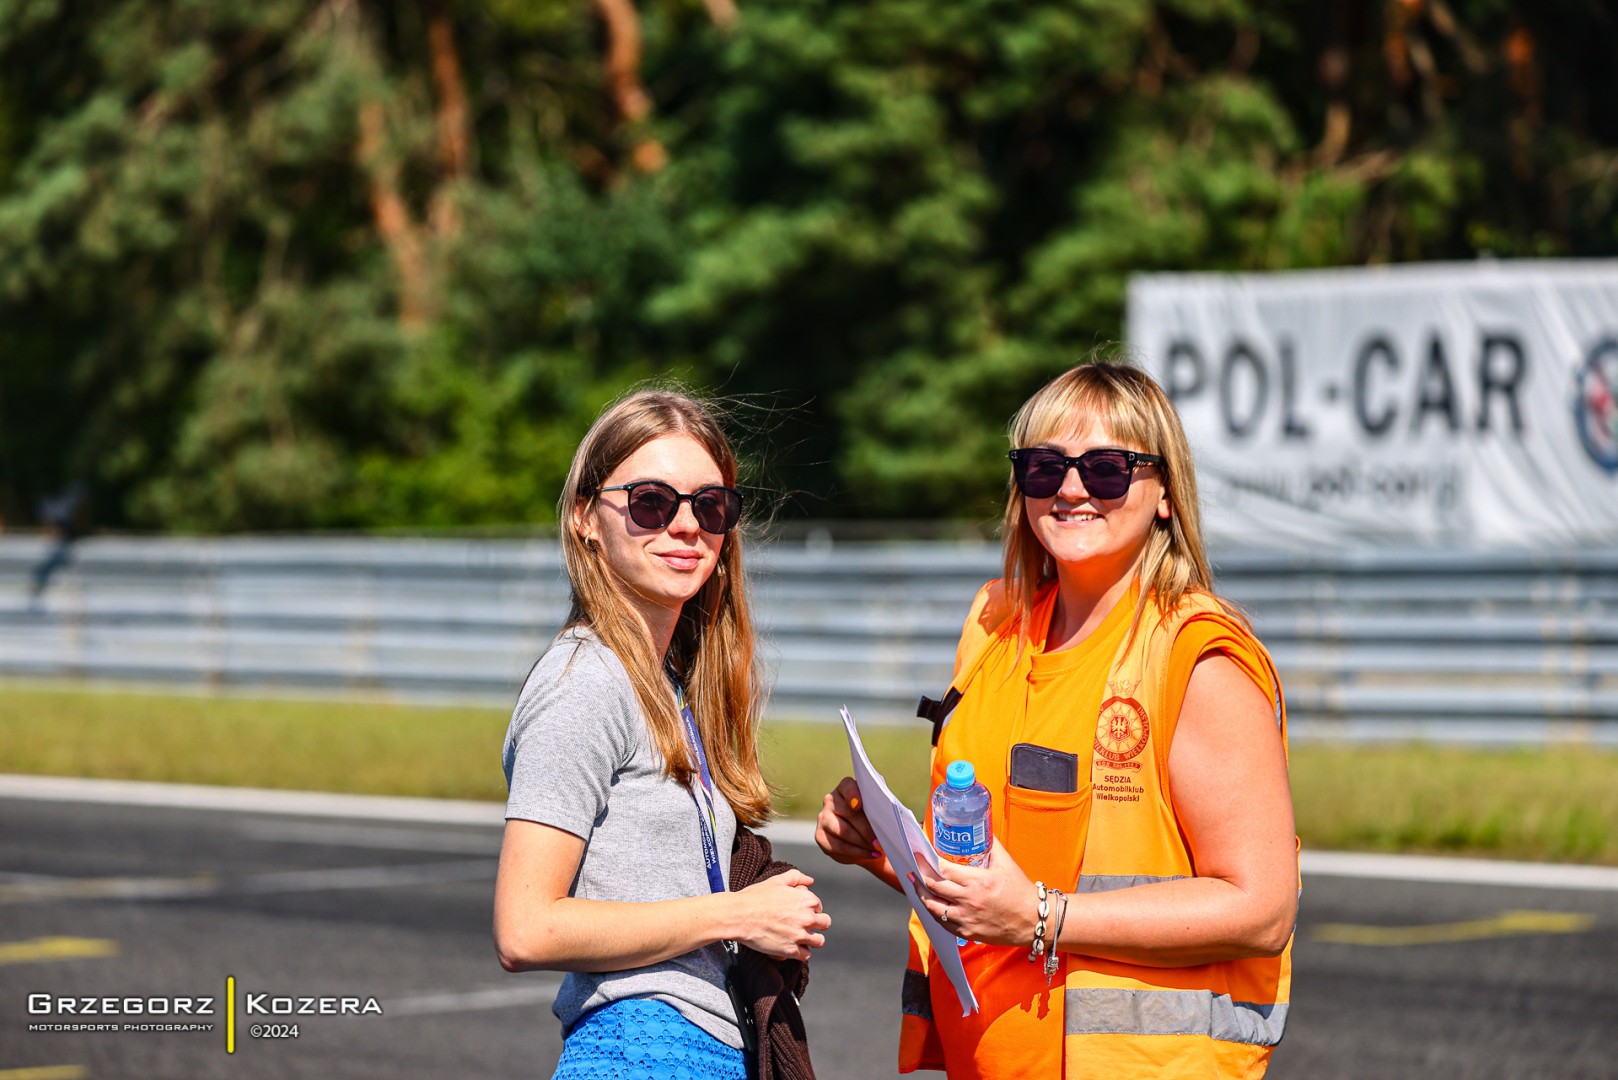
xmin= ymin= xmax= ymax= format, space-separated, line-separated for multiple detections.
xmin=671 ymin=674 xmax=759 ymax=1065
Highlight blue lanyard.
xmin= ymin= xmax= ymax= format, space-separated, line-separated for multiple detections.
xmin=672 ymin=675 xmax=727 ymax=896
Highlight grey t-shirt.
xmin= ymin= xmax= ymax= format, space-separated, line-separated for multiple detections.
xmin=501 ymin=628 xmax=741 ymax=1047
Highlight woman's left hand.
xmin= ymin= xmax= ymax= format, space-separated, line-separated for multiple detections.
xmin=909 ymin=836 xmax=1042 ymax=949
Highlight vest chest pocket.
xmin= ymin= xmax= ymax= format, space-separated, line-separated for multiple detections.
xmin=1001 ymin=784 xmax=1089 ymax=892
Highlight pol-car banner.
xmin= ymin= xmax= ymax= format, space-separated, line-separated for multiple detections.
xmin=1126 ymin=261 xmax=1618 ymax=550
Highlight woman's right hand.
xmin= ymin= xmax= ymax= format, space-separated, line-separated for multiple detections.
xmin=815 ymin=776 xmax=885 ymax=867
xmin=731 ymin=870 xmax=830 ymax=961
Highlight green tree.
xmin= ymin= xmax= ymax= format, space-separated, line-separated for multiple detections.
xmin=0 ymin=0 xmax=1613 ymax=531
xmin=0 ymin=0 xmax=705 ymax=530
xmin=658 ymin=0 xmax=1618 ymax=520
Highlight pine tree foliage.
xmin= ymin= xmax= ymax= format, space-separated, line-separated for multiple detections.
xmin=0 ymin=0 xmax=1613 ymax=529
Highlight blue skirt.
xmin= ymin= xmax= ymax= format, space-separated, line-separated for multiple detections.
xmin=553 ymin=998 xmax=747 ymax=1080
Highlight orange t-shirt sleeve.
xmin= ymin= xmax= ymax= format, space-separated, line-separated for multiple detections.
xmin=1162 ymin=613 xmax=1279 ymax=747
xmin=952 ymin=579 xmax=1011 ymax=680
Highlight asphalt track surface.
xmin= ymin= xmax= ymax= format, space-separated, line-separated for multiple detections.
xmin=2 ymin=787 xmax=1616 ymax=1080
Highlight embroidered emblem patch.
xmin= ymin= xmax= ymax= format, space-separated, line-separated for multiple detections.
xmin=1094 ymin=696 xmax=1150 ymax=764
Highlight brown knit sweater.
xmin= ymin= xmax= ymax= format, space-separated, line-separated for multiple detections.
xmin=729 ymin=827 xmax=817 ymax=1080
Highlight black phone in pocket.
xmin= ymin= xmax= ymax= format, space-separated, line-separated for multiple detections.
xmin=723 ymin=951 xmax=760 ymax=1074
xmin=1009 ymin=743 xmax=1079 ymax=793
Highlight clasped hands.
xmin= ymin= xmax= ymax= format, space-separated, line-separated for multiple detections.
xmin=733 ymin=870 xmax=831 ymax=963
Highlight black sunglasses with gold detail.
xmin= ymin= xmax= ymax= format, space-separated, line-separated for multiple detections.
xmin=590 ymin=480 xmax=746 ymax=535
xmin=1008 ymin=447 xmax=1164 ymax=501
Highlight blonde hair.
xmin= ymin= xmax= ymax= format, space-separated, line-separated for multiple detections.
xmin=1001 ymin=358 xmax=1214 ymax=643
xmin=559 ymin=387 xmax=770 ymax=827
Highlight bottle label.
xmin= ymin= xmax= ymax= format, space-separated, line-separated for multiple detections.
xmin=935 ymin=820 xmax=987 ymax=858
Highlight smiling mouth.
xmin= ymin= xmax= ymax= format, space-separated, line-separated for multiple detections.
xmin=1051 ymin=509 xmax=1100 ymax=523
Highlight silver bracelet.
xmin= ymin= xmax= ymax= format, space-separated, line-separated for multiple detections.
xmin=1043 ymin=889 xmax=1068 ymax=985
xmin=1028 ymin=881 xmax=1050 ymax=963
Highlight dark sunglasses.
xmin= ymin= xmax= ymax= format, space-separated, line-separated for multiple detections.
xmin=1008 ymin=447 xmax=1164 ymax=501
xmin=591 ymin=480 xmax=746 ymax=535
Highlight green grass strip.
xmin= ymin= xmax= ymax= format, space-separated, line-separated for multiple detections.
xmin=2 ymin=684 xmax=1614 ymax=865
xmin=1289 ymin=743 xmax=1618 ymax=865
xmin=0 ymin=684 xmax=513 ymax=801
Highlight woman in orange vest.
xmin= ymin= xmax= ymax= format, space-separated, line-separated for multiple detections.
xmin=815 ymin=359 xmax=1298 ymax=1078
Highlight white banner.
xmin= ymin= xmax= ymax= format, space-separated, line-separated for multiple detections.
xmin=1126 ymin=261 xmax=1618 ymax=550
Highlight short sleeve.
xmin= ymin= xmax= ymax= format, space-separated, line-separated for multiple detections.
xmin=953 ymin=579 xmax=1011 ymax=680
xmin=1162 ymin=610 xmax=1280 ymax=747
xmin=502 ymin=635 xmax=641 ymax=838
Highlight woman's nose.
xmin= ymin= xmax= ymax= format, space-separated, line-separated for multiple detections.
xmin=1057 ymin=464 xmax=1090 ymax=501
xmin=666 ymin=498 xmax=702 ymax=536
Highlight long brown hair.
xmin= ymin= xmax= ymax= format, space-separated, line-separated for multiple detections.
xmin=559 ymin=388 xmax=770 ymax=827
xmin=1001 ymin=358 xmax=1215 ymax=643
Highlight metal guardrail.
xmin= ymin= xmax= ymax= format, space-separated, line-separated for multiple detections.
xmin=2 ymin=536 xmax=1614 ymax=744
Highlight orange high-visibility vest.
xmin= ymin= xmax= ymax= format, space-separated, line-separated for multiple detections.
xmin=899 ymin=582 xmax=1294 ymax=1078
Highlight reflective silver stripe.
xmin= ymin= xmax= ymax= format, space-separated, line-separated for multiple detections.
xmin=1064 ymin=988 xmax=1288 ymax=1047
xmin=901 ymin=968 xmax=932 ymax=1021
xmin=1075 ymin=874 xmax=1187 ymax=893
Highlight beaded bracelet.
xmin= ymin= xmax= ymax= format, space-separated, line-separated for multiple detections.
xmin=1043 ymin=889 xmax=1069 ymax=985
xmin=1028 ymin=881 xmax=1050 ymax=963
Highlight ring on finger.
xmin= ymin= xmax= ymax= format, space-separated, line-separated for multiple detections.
xmin=941 ymin=906 xmax=951 ymax=924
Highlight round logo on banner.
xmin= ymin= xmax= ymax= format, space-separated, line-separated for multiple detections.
xmin=1575 ymin=339 xmax=1618 ymax=476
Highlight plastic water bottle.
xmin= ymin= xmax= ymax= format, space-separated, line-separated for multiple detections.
xmin=932 ymin=760 xmax=992 ymax=868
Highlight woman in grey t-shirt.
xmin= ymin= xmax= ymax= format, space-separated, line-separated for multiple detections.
xmin=495 ymin=389 xmax=830 ymax=1079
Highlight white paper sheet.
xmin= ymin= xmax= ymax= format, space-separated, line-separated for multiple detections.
xmin=840 ymin=706 xmax=979 ymax=1016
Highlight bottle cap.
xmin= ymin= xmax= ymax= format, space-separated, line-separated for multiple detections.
xmin=945 ymin=760 xmax=975 ymax=790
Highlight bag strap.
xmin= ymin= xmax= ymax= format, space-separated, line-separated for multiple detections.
xmin=916 ymin=589 xmax=1021 ymax=746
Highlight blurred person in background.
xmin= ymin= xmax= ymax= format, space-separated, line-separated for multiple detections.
xmin=816 ymin=359 xmax=1297 ymax=1078
xmin=495 ymin=389 xmax=827 ymax=1080
xmin=29 ymin=482 xmax=85 ymax=607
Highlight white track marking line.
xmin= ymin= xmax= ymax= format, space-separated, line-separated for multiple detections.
xmin=233 ymin=859 xmax=496 ymax=894
xmin=386 ymin=980 xmax=563 ymax=1017
xmin=7 ymin=774 xmax=1618 ymax=892
xmin=0 ymin=875 xmax=218 ymax=903
xmin=0 ymin=774 xmax=502 ymax=825
xmin=761 ymin=819 xmax=819 ymax=848
xmin=0 ymin=861 xmax=495 ymax=905
xmin=239 ymin=821 xmax=500 ymax=854
xmin=1301 ymin=851 xmax=1618 ymax=892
